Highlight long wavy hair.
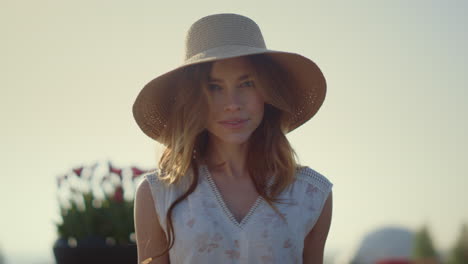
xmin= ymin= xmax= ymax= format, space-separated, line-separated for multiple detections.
xmin=148 ymin=53 xmax=302 ymax=261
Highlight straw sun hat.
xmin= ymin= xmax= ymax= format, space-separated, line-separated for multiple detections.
xmin=132 ymin=13 xmax=327 ymax=144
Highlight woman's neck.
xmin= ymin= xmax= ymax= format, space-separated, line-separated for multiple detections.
xmin=204 ymin=137 xmax=250 ymax=181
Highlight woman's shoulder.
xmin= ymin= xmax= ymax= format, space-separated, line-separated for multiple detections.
xmin=294 ymin=165 xmax=333 ymax=192
xmin=140 ymin=168 xmax=156 ymax=176
xmin=141 ymin=167 xmax=196 ymax=193
xmin=142 ymin=168 xmax=160 ymax=183
xmin=138 ymin=169 xmax=160 ymax=189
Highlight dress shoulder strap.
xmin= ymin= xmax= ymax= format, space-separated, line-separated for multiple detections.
xmin=295 ymin=166 xmax=333 ymax=194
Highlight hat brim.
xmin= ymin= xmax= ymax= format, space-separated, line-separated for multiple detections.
xmin=132 ymin=47 xmax=326 ymax=143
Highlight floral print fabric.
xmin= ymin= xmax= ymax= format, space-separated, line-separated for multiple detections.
xmin=143 ymin=165 xmax=333 ymax=264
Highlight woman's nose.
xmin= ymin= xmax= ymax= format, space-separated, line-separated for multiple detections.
xmin=223 ymin=91 xmax=242 ymax=111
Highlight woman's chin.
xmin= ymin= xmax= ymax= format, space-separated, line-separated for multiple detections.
xmin=217 ymin=134 xmax=252 ymax=145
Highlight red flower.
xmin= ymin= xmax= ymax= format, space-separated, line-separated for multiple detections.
xmin=73 ymin=167 xmax=84 ymax=177
xmin=113 ymin=186 xmax=124 ymax=203
xmin=131 ymin=166 xmax=146 ymax=179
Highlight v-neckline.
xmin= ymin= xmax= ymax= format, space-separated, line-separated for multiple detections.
xmin=202 ymin=164 xmax=263 ymax=229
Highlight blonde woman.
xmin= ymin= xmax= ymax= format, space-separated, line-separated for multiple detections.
xmin=133 ymin=13 xmax=333 ymax=264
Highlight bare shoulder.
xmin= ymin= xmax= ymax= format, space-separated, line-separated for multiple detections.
xmin=303 ymin=190 xmax=333 ymax=264
xmin=134 ymin=178 xmax=170 ymax=264
xmin=135 ymin=178 xmax=153 ymax=205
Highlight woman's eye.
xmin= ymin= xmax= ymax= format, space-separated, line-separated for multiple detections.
xmin=208 ymin=84 xmax=221 ymax=91
xmin=240 ymin=81 xmax=254 ymax=88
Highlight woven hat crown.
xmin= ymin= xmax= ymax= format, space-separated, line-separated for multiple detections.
xmin=184 ymin=14 xmax=267 ymax=61
xmin=132 ymin=13 xmax=327 ymax=144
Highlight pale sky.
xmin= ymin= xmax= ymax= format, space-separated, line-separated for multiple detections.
xmin=1 ymin=0 xmax=467 ymax=263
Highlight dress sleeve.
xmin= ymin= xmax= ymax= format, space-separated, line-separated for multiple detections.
xmin=143 ymin=170 xmax=191 ymax=234
xmin=297 ymin=166 xmax=333 ymax=235
xmin=143 ymin=170 xmax=170 ymax=233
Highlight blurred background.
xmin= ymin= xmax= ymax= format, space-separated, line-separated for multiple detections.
xmin=1 ymin=0 xmax=467 ymax=263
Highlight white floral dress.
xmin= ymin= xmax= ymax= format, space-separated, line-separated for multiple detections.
xmin=143 ymin=164 xmax=333 ymax=264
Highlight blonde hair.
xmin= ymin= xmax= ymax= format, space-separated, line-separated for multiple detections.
xmin=148 ymin=53 xmax=302 ymax=260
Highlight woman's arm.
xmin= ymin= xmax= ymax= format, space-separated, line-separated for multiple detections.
xmin=303 ymin=191 xmax=333 ymax=264
xmin=134 ymin=179 xmax=171 ymax=264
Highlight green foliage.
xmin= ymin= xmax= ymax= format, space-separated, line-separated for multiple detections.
xmin=0 ymin=244 xmax=4 ymax=264
xmin=55 ymin=161 xmax=150 ymax=246
xmin=447 ymin=223 xmax=468 ymax=264
xmin=56 ymin=194 xmax=134 ymax=245
xmin=412 ymin=225 xmax=438 ymax=259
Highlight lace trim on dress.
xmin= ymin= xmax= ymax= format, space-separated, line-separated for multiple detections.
xmin=202 ymin=164 xmax=264 ymax=229
xmin=296 ymin=166 xmax=333 ymax=193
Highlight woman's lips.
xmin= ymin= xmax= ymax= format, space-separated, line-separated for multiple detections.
xmin=218 ymin=119 xmax=248 ymax=129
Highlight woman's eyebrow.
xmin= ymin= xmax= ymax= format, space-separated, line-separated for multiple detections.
xmin=209 ymin=74 xmax=251 ymax=83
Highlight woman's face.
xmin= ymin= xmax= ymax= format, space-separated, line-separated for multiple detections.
xmin=205 ymin=56 xmax=265 ymax=145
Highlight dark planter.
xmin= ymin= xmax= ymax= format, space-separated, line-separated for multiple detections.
xmin=53 ymin=237 xmax=137 ymax=264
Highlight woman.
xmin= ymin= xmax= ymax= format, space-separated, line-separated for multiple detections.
xmin=133 ymin=13 xmax=333 ymax=264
